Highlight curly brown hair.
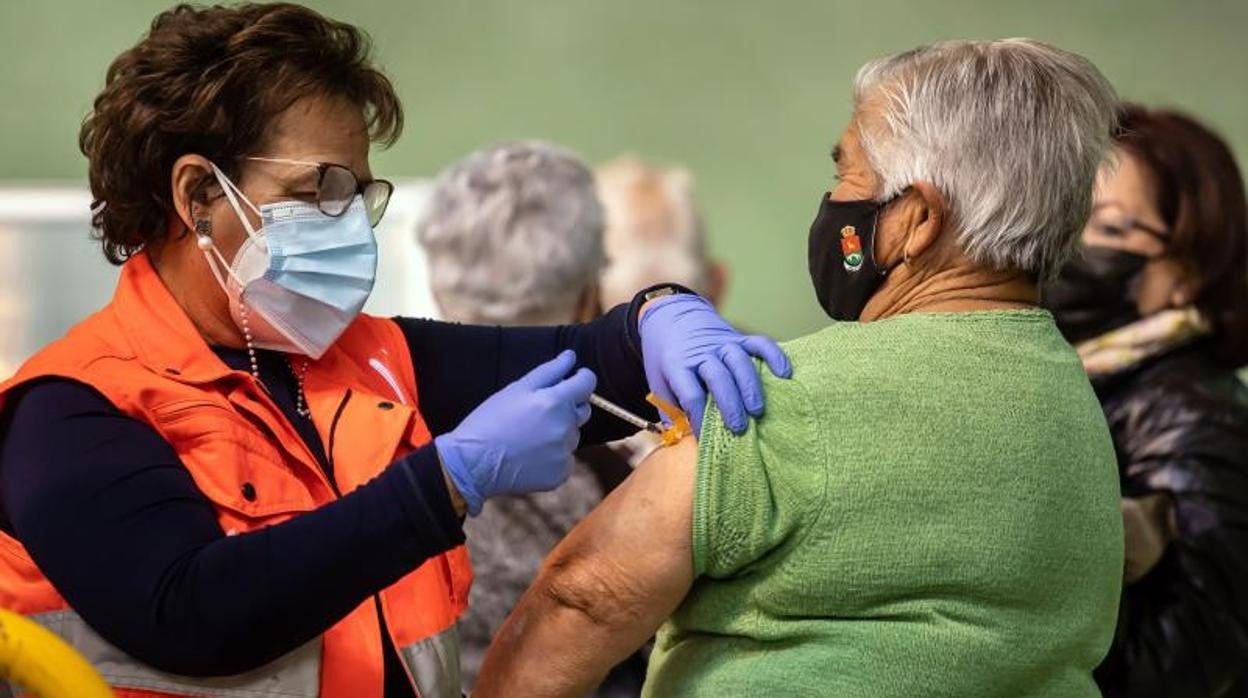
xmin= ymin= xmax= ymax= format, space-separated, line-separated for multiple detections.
xmin=1115 ymin=104 xmax=1248 ymax=366
xmin=79 ymin=2 xmax=403 ymax=264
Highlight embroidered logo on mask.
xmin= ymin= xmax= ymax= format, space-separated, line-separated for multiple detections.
xmin=840 ymin=226 xmax=864 ymax=272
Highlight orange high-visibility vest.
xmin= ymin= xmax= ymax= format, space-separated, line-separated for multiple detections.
xmin=0 ymin=252 xmax=472 ymax=698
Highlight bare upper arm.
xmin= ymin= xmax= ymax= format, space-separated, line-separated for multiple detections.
xmin=475 ymin=438 xmax=700 ymax=695
xmin=540 ymin=436 xmax=699 ymax=632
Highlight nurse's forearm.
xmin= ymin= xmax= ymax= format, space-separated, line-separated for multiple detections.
xmin=398 ymin=297 xmax=656 ymax=444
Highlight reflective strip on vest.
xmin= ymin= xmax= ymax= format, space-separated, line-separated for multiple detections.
xmin=398 ymin=624 xmax=461 ymax=698
xmin=10 ymin=610 xmax=321 ymax=698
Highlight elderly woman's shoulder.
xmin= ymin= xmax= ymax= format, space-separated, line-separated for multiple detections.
xmin=771 ymin=315 xmax=941 ymax=370
xmin=775 ymin=321 xmax=865 ymax=358
xmin=763 ymin=320 xmax=902 ymax=388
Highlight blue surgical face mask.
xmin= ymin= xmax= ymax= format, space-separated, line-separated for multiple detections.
xmin=201 ymin=162 xmax=378 ymax=358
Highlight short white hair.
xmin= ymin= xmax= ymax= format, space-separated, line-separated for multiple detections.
xmin=595 ymin=156 xmax=710 ymax=308
xmin=416 ymin=141 xmax=604 ymax=325
xmin=853 ymin=38 xmax=1119 ymax=279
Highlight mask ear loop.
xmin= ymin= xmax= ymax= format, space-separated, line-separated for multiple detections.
xmin=867 ymin=206 xmax=901 ymax=277
xmin=197 ymin=232 xmax=247 ymax=290
xmin=197 ymin=162 xmax=267 ymax=291
xmin=193 ymin=219 xmax=230 ymax=290
xmin=876 ymin=189 xmax=915 ymax=274
xmin=194 ymin=213 xmax=250 ymax=291
xmin=209 ymin=162 xmax=263 ymax=239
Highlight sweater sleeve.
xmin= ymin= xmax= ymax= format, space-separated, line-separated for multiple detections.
xmin=397 ymin=300 xmax=656 ymax=445
xmin=0 ymin=378 xmax=464 ymax=677
xmin=692 ymin=370 xmax=824 ymax=578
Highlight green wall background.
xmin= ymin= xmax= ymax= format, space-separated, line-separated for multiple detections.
xmin=2 ymin=0 xmax=1246 ymax=339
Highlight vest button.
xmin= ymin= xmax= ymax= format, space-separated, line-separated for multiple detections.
xmin=377 ymin=401 xmax=395 ymax=410
xmin=241 ymin=482 xmax=257 ymax=501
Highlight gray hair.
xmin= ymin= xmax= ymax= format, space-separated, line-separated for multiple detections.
xmin=416 ymin=141 xmax=605 ymax=325
xmin=595 ymin=156 xmax=710 ymax=308
xmin=853 ymin=38 xmax=1119 ymax=279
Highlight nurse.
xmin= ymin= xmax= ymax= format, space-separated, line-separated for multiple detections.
xmin=0 ymin=4 xmax=789 ymax=698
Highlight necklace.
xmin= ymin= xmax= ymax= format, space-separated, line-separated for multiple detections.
xmin=287 ymin=357 xmax=311 ymax=418
xmin=237 ymin=300 xmax=311 ymax=418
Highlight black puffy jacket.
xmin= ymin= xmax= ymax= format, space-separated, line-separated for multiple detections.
xmin=1092 ymin=340 xmax=1248 ymax=697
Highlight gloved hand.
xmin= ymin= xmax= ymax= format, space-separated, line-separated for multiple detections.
xmin=435 ymin=350 xmax=596 ymax=515
xmin=639 ymin=293 xmax=792 ymax=437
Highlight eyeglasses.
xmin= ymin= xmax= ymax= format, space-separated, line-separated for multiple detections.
xmin=245 ymin=156 xmax=394 ymax=227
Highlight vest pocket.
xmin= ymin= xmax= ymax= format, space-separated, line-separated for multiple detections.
xmin=149 ymin=400 xmax=318 ymax=522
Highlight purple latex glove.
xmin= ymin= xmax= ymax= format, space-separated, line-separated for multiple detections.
xmin=639 ymin=294 xmax=792 ymax=436
xmin=435 ymin=350 xmax=596 ymax=515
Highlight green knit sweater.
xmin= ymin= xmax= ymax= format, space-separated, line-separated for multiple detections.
xmin=643 ymin=310 xmax=1123 ymax=697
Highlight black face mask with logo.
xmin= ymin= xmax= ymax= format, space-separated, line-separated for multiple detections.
xmin=1042 ymin=245 xmax=1151 ymax=345
xmin=807 ymin=194 xmax=899 ymax=321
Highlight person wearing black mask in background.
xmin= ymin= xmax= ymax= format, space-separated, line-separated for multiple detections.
xmin=1044 ymin=104 xmax=1248 ymax=698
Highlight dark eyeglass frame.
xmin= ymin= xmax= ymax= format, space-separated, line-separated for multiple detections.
xmin=245 ymin=156 xmax=394 ymax=226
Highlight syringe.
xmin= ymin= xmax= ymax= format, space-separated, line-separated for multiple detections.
xmin=588 ymin=393 xmax=662 ymax=434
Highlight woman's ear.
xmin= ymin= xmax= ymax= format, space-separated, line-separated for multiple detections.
xmin=902 ymin=180 xmax=946 ymax=263
xmin=1169 ymin=264 xmax=1202 ymax=308
xmin=170 ymin=154 xmax=215 ymax=232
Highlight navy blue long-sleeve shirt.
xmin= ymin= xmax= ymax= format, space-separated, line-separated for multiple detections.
xmin=0 ymin=303 xmax=655 ymax=695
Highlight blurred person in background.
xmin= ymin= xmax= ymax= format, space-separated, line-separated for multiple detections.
xmin=591 ymin=156 xmax=728 ymax=471
xmin=418 ymin=143 xmax=602 ymax=328
xmin=416 ymin=141 xmax=645 ymax=696
xmin=476 ymin=38 xmax=1124 ymax=697
xmin=0 ymin=5 xmax=789 ymax=697
xmin=596 ymin=156 xmax=726 ymax=310
xmin=1044 ymin=104 xmax=1248 ymax=698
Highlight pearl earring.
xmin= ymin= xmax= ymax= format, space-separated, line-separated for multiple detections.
xmin=195 ymin=219 xmax=213 ymax=249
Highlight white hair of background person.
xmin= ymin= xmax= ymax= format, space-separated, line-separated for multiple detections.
xmin=853 ymin=38 xmax=1119 ymax=280
xmin=416 ymin=141 xmax=604 ymax=325
xmin=595 ymin=156 xmax=726 ymax=309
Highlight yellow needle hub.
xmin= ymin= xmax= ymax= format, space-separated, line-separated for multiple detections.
xmin=646 ymin=393 xmax=693 ymax=446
